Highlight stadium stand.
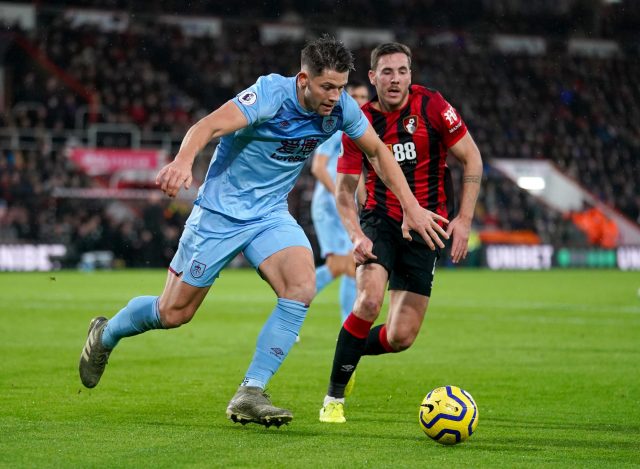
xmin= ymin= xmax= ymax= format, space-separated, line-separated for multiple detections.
xmin=1 ymin=1 xmax=639 ymax=268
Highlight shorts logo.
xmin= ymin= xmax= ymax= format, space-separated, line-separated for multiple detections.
xmin=238 ymin=91 xmax=257 ymax=105
xmin=322 ymin=115 xmax=337 ymax=133
xmin=190 ymin=260 xmax=206 ymax=279
xmin=403 ymin=115 xmax=419 ymax=134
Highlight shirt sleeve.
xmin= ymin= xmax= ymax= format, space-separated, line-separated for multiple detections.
xmin=337 ymin=132 xmax=363 ymax=175
xmin=340 ymin=93 xmax=368 ymax=140
xmin=427 ymin=92 xmax=468 ymax=148
xmin=231 ymin=74 xmax=283 ymax=125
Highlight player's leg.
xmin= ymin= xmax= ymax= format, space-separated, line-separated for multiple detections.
xmin=313 ymin=201 xmax=354 ymax=299
xmin=320 ymin=263 xmax=388 ymax=423
xmin=226 ymin=214 xmax=313 ymax=426
xmin=320 ymin=211 xmax=398 ymax=422
xmin=363 ymin=244 xmax=438 ymax=355
xmin=312 ymin=201 xmax=336 ymax=294
xmin=79 ymin=206 xmax=233 ymax=388
xmin=368 ymin=290 xmax=428 ymax=353
xmin=79 ymin=270 xmax=210 ymax=388
xmin=335 ymin=255 xmax=357 ymax=323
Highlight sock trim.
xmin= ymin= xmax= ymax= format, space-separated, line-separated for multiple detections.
xmin=343 ymin=313 xmax=373 ymax=339
xmin=378 ymin=325 xmax=394 ymax=353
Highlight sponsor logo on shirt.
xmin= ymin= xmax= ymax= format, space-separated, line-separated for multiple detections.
xmin=441 ymin=104 xmax=462 ymax=133
xmin=269 ymin=138 xmax=320 ymax=163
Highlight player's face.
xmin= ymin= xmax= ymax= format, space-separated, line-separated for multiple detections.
xmin=298 ymin=68 xmax=349 ymax=116
xmin=368 ymin=52 xmax=411 ymax=111
xmin=347 ymin=85 xmax=369 ymax=107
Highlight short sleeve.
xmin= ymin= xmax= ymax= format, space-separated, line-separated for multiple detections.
xmin=427 ymin=92 xmax=468 ymax=148
xmin=340 ymin=93 xmax=368 ymax=140
xmin=231 ymin=74 xmax=284 ymax=125
xmin=337 ymin=132 xmax=363 ymax=175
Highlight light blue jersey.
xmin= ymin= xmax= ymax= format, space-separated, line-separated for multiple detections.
xmin=195 ymin=74 xmax=368 ymax=221
xmin=311 ymin=131 xmax=343 ymax=210
xmin=310 ymin=131 xmax=352 ymax=258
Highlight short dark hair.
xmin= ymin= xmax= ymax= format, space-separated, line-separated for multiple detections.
xmin=347 ymin=80 xmax=367 ymax=89
xmin=370 ymin=42 xmax=412 ymax=70
xmin=301 ymin=35 xmax=355 ymax=76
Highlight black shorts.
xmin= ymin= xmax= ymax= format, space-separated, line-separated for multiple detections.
xmin=360 ymin=210 xmax=440 ymax=297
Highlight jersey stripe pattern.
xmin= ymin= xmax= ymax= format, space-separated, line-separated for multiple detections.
xmin=339 ymin=84 xmax=467 ymax=222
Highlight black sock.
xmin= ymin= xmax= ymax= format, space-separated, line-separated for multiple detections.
xmin=363 ymin=324 xmax=391 ymax=356
xmin=327 ymin=326 xmax=366 ymax=398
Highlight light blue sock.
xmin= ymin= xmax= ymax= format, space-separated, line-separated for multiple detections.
xmin=339 ymin=275 xmax=357 ymax=323
xmin=101 ymin=296 xmax=163 ymax=349
xmin=242 ymin=298 xmax=308 ymax=389
xmin=315 ymin=264 xmax=334 ymax=294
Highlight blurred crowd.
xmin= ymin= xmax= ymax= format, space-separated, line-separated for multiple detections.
xmin=1 ymin=3 xmax=639 ymax=267
xmin=0 ymin=146 xmax=189 ymax=267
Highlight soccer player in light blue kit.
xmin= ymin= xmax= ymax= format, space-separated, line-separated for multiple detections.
xmin=311 ymin=83 xmax=369 ymax=323
xmin=79 ymin=36 xmax=449 ymax=428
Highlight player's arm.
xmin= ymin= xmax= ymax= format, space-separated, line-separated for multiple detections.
xmin=352 ymin=125 xmax=449 ymax=249
xmin=335 ymin=172 xmax=376 ymax=263
xmin=446 ymin=132 xmax=483 ymax=263
xmin=156 ymin=101 xmax=249 ymax=197
xmin=310 ymin=153 xmax=336 ymax=195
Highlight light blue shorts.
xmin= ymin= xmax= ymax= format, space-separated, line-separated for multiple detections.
xmin=169 ymin=205 xmax=312 ymax=287
xmin=311 ymin=199 xmax=352 ymax=259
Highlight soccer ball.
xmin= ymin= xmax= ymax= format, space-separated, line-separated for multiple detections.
xmin=418 ymin=385 xmax=478 ymax=445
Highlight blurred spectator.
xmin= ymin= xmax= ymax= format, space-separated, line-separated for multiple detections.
xmin=1 ymin=5 xmax=639 ymax=267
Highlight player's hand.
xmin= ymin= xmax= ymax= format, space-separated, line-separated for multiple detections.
xmin=401 ymin=205 xmax=449 ymax=250
xmin=352 ymin=234 xmax=377 ymax=264
xmin=446 ymin=216 xmax=471 ymax=263
xmin=156 ymin=159 xmax=193 ymax=198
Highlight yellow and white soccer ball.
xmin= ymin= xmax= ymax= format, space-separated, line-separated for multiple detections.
xmin=419 ymin=385 xmax=478 ymax=445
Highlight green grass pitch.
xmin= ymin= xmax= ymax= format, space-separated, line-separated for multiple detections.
xmin=1 ymin=269 xmax=639 ymax=468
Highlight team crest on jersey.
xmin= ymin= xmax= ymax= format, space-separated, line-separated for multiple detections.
xmin=238 ymin=91 xmax=257 ymax=106
xmin=403 ymin=115 xmax=419 ymax=134
xmin=190 ymin=260 xmax=206 ymax=279
xmin=322 ymin=115 xmax=337 ymax=133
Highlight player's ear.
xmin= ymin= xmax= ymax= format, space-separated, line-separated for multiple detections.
xmin=298 ymin=70 xmax=310 ymax=89
xmin=368 ymin=70 xmax=376 ymax=86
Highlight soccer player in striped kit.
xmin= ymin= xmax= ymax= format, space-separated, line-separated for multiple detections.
xmin=320 ymin=42 xmax=483 ymax=423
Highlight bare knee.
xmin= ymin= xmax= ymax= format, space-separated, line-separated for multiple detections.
xmin=356 ymin=293 xmax=384 ymax=321
xmin=387 ymin=329 xmax=418 ymax=352
xmin=283 ymin=275 xmax=316 ymax=305
xmin=387 ymin=334 xmax=415 ymax=352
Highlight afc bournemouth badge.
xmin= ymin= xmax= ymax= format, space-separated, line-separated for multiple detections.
xmin=403 ymin=115 xmax=418 ymax=135
xmin=322 ymin=115 xmax=337 ymax=133
xmin=190 ymin=260 xmax=206 ymax=279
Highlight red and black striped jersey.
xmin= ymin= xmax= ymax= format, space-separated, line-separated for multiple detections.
xmin=338 ymin=84 xmax=467 ymax=222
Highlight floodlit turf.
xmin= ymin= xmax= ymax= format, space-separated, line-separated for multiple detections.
xmin=1 ymin=269 xmax=639 ymax=468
